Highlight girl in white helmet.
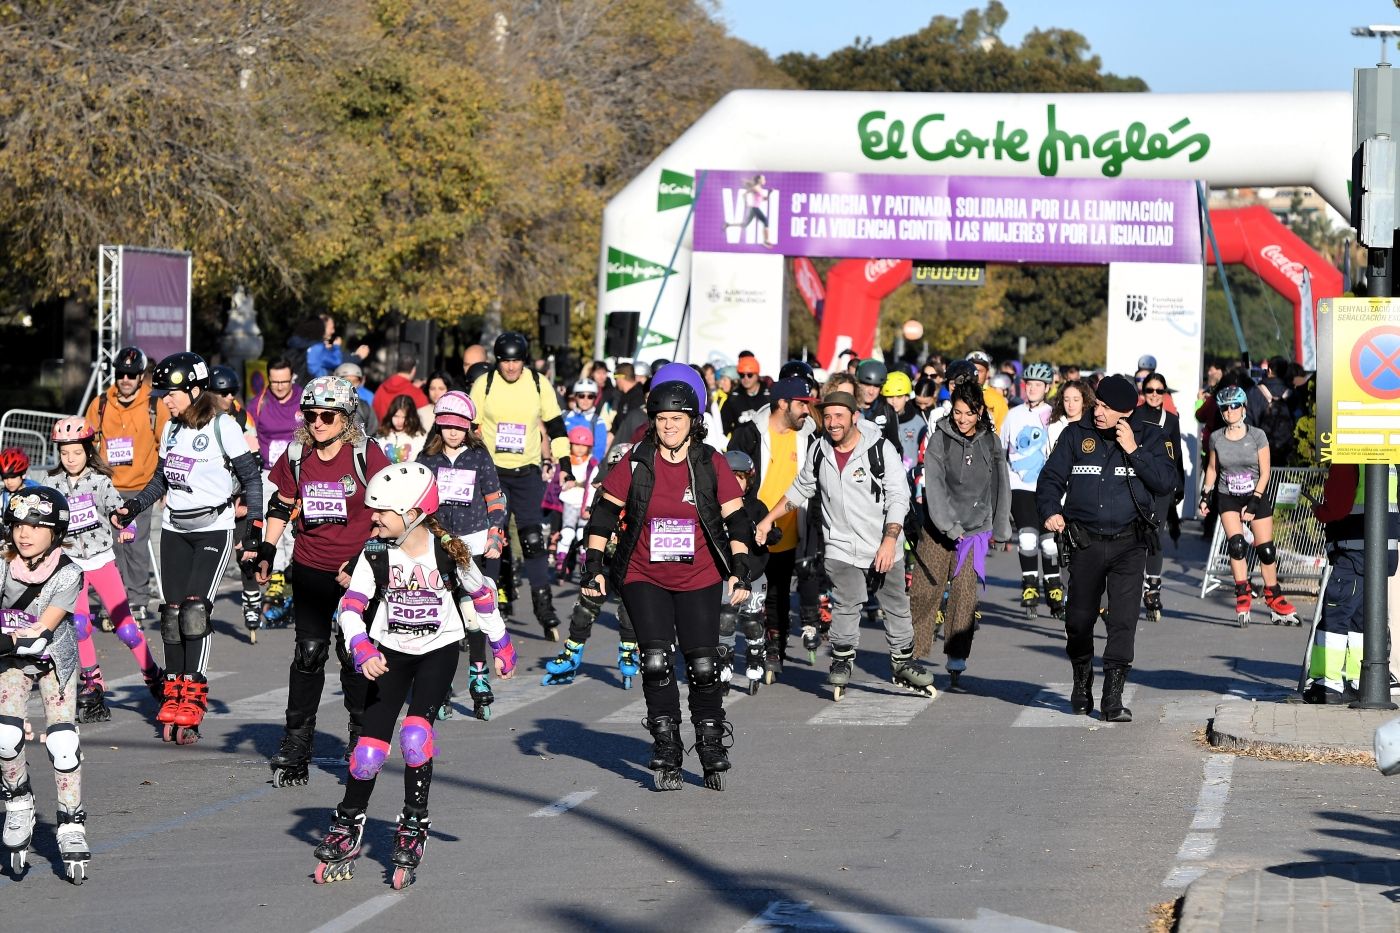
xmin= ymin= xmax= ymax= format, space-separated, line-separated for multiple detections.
xmin=312 ymin=462 xmax=515 ymax=889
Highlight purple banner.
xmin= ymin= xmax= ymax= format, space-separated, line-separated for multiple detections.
xmin=120 ymin=248 xmax=190 ymax=362
xmin=692 ymin=170 xmax=1201 ymax=265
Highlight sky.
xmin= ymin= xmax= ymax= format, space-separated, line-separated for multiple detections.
xmin=718 ymin=0 xmax=1399 ymax=93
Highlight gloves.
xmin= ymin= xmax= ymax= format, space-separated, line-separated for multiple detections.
xmin=347 ymin=633 xmax=383 ymax=674
xmin=486 ymin=526 xmax=506 ymax=554
xmin=582 ymin=548 xmax=606 ymax=584
xmin=14 ymin=629 xmax=51 ymax=657
xmin=253 ymin=540 xmax=277 ymax=575
xmin=1245 ymin=492 xmax=1263 ymax=516
xmin=110 ymin=498 xmax=140 ymax=526
xmin=490 ymin=633 xmax=517 ymax=676
xmin=731 ymin=552 xmax=757 ymax=587
xmin=244 ymin=519 xmax=264 ymax=551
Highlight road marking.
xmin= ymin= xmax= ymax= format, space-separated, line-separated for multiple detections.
xmin=806 ymin=685 xmax=936 ymax=726
xmin=307 ymin=892 xmax=406 ymax=933
xmin=599 ymin=691 xmax=749 ymax=725
xmin=528 ymin=789 xmax=598 ymax=817
xmin=736 ymin=899 xmax=1074 ymax=932
xmin=454 ymin=674 xmax=576 ymax=721
xmin=222 ymin=686 xmax=343 ymax=720
xmin=1011 ymin=683 xmax=1137 ymax=728
xmin=1162 ymin=753 xmax=1235 ymax=888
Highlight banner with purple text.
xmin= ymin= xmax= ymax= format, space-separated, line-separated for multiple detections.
xmin=119 ymin=248 xmax=191 ymax=361
xmin=692 ymin=170 xmax=1201 ymax=265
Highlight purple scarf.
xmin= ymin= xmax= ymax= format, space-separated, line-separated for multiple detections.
xmin=954 ymin=529 xmax=993 ymax=590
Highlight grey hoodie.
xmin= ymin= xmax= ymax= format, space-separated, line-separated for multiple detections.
xmin=924 ymin=415 xmax=1012 ymax=542
xmin=785 ymin=420 xmax=909 ymax=566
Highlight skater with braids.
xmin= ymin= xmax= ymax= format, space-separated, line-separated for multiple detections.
xmin=0 ymin=486 xmax=90 ymax=882
xmin=581 ymin=378 xmax=755 ymax=791
xmin=416 ymin=390 xmax=507 ymax=720
xmin=259 ymin=376 xmax=391 ymax=786
xmin=111 ymin=352 xmax=263 ymax=745
xmin=49 ymin=418 xmax=162 ymax=723
xmin=1200 ymin=385 xmax=1298 ymax=627
xmin=312 ymin=462 xmax=515 ymax=887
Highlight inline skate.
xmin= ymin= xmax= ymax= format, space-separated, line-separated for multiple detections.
xmin=1264 ymin=585 xmax=1300 ymax=625
xmin=56 ymin=806 xmax=89 ymax=884
xmin=270 ymin=723 xmax=313 ymax=787
xmin=644 ymin=716 xmax=685 ymax=791
xmin=2 ymin=778 xmax=34 ymax=874
xmin=1045 ymin=573 xmax=1066 ymax=621
xmin=530 ymin=585 xmax=561 ymax=642
xmin=390 ymin=810 xmax=431 ymax=889
xmin=468 ymin=661 xmax=494 ymax=720
xmin=541 ymin=639 xmax=584 ymax=686
xmin=763 ymin=627 xmax=784 ymax=685
xmin=693 ymin=718 xmax=733 ymax=791
xmin=946 ymin=657 xmax=967 ymax=690
xmin=827 ymin=645 xmax=855 ymax=701
xmin=313 ymin=808 xmax=366 ymax=884
xmin=1020 ymin=573 xmax=1040 ymax=619
xmin=263 ymin=571 xmax=293 ymax=627
xmin=75 ymin=665 xmax=111 ymax=724
xmin=1234 ymin=579 xmax=1252 ymax=628
xmin=891 ymin=650 xmax=937 ymax=698
xmin=165 ymin=673 xmax=206 ymax=745
xmin=799 ymin=607 xmax=822 ymax=663
xmin=1143 ymin=575 xmax=1163 ymax=623
xmin=242 ymin=589 xmax=262 ymax=643
xmin=618 ymin=641 xmax=640 ymax=690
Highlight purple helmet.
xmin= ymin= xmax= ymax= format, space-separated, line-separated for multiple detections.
xmin=649 ymin=362 xmax=708 ymax=408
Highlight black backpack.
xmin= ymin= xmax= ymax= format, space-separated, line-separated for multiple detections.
xmin=355 ymin=536 xmax=470 ymax=630
xmin=1254 ymin=384 xmax=1296 ymax=466
xmin=810 ymin=439 xmax=921 ymax=543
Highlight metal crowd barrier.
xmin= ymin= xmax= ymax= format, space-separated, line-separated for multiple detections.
xmin=0 ymin=409 xmax=68 ymax=476
xmin=1199 ymin=466 xmax=1329 ymax=598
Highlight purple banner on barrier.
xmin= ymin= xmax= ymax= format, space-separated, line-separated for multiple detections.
xmin=120 ymin=248 xmax=190 ymax=361
xmin=692 ymin=170 xmax=1201 ymax=265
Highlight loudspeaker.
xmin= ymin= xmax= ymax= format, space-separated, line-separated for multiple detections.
xmin=538 ymin=295 xmax=570 ymax=349
xmin=604 ymin=311 xmax=640 ymax=358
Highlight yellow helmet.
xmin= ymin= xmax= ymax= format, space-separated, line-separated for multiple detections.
xmin=881 ymin=371 xmax=913 ymax=397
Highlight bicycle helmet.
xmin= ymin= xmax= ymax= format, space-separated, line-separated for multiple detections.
xmin=966 ymin=350 xmax=992 ymax=367
xmin=724 ymin=450 xmax=755 ymax=475
xmin=567 ymin=425 xmax=594 ymax=446
xmin=301 ymin=376 xmax=358 ymax=415
xmin=465 ymin=362 xmax=492 ymax=387
xmin=646 ymin=381 xmax=700 ymax=419
xmin=433 ymin=390 xmax=476 ymax=430
xmin=855 ymin=358 xmax=888 ymax=387
xmin=151 ymin=352 xmax=210 ymax=394
xmin=0 ymin=448 xmax=29 ymax=477
xmin=1023 ymin=362 xmax=1055 ymax=384
xmin=7 ymin=485 xmax=69 ymax=541
xmin=51 ymin=417 xmax=96 ymax=444
xmin=881 ymin=372 xmax=913 ymax=398
xmin=778 ymin=360 xmax=814 ymax=382
xmin=633 ymin=360 xmax=651 ymax=380
xmin=1216 ymin=385 xmax=1247 ymax=408
xmin=209 ymin=365 xmax=241 ymax=394
xmin=365 ymin=463 xmax=439 ymax=545
xmin=572 ymin=380 xmax=597 ymax=396
xmin=989 ymin=373 xmax=1013 ymax=391
xmin=649 ymin=362 xmax=708 ymax=408
xmin=493 ymin=332 xmax=530 ymax=362
xmin=113 ymin=347 xmax=148 ymax=377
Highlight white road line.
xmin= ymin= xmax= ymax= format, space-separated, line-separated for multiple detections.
xmin=307 ymin=892 xmax=406 ymax=933
xmin=1162 ymin=753 xmax=1235 ymax=889
xmin=598 ymin=690 xmax=749 ymax=725
xmin=455 ymin=674 xmax=576 ymax=721
xmin=1011 ymin=683 xmax=1138 ymax=728
xmin=736 ymin=899 xmax=1075 ymax=932
xmin=527 ymin=789 xmax=598 ymax=817
xmin=222 ymin=686 xmax=342 ymax=720
xmin=806 ymin=685 xmax=935 ymax=726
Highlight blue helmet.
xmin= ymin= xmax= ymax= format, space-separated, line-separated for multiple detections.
xmin=1216 ymin=385 xmax=1247 ymax=407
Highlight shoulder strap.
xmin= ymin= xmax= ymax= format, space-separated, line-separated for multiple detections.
xmin=288 ymin=440 xmax=306 ymax=488
xmin=433 ymin=537 xmax=469 ymax=600
xmin=357 ymin=541 xmax=392 ymax=627
xmin=148 ymin=396 xmax=158 ymax=431
xmin=97 ymin=393 xmax=108 ymax=432
xmin=485 ymin=369 xmax=495 ymax=396
xmin=5 ymin=579 xmax=47 ymax=614
xmin=869 ymin=438 xmax=885 ymax=481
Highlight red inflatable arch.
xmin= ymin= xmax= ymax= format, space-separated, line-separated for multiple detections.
xmin=1204 ymin=205 xmax=1344 ymax=363
xmin=818 ymin=258 xmax=912 ymax=369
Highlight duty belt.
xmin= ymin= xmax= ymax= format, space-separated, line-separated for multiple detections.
xmin=1083 ymin=526 xmax=1136 ymax=542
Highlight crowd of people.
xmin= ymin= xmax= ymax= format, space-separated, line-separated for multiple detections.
xmin=0 ymin=331 xmax=1340 ymax=888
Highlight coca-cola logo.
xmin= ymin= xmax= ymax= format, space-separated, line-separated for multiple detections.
xmin=1259 ymin=244 xmax=1307 ymax=288
xmin=865 ymin=259 xmax=902 ymax=282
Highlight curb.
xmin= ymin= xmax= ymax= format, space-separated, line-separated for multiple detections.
xmin=1207 ymin=704 xmax=1376 ymax=762
xmin=1177 ymin=869 xmax=1234 ymax=933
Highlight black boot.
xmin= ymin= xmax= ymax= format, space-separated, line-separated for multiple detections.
xmin=1100 ymin=666 xmax=1132 ymax=722
xmin=644 ymin=716 xmax=684 ymax=791
xmin=692 ymin=718 xmax=733 ymax=791
xmin=530 ymin=584 xmax=561 ymax=641
xmin=1070 ymin=658 xmax=1094 ymax=715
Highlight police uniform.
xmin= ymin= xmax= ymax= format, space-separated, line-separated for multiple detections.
xmin=1035 ymin=402 xmax=1176 ymax=719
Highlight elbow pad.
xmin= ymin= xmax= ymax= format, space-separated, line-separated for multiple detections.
xmin=266 ymin=494 xmax=294 ymax=525
xmin=544 ymin=415 xmax=567 ymax=441
xmin=724 ymin=509 xmax=756 ymax=549
xmin=583 ymin=496 xmax=623 ymax=541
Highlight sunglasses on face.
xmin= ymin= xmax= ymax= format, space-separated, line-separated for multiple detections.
xmin=1143 ymin=388 xmax=1165 ymax=396
xmin=740 ymin=372 xmax=757 ymax=379
xmin=1221 ymin=402 xmax=1245 ymax=411
xmin=303 ymin=410 xmax=338 ymax=426
xmin=217 ymin=390 xmax=236 ymax=398
xmin=575 ymin=393 xmax=596 ymax=399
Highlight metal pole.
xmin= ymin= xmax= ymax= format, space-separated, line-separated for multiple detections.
xmin=1358 ymin=244 xmax=1397 ymax=708
xmin=633 ymin=171 xmax=707 ymax=360
xmin=1197 ymin=182 xmax=1250 ymax=364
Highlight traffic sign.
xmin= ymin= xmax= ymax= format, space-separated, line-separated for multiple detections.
xmin=1317 ymin=297 xmax=1400 ymax=463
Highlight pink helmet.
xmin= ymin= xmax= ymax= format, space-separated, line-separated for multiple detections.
xmin=52 ymin=417 xmax=96 ymax=444
xmin=567 ymin=425 xmax=594 ymax=446
xmin=433 ymin=390 xmax=476 ymax=430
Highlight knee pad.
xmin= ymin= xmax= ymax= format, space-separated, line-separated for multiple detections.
xmin=684 ymin=648 xmax=721 ymax=688
xmin=45 ymin=723 xmax=81 ymax=773
xmin=741 ymin=615 xmax=765 ymax=641
xmin=293 ymin=638 xmax=331 ymax=674
xmin=640 ymin=643 xmax=673 ymax=686
xmin=399 ymin=715 xmax=436 ymax=767
xmin=520 ymin=527 xmax=546 ymax=560
xmin=0 ymin=715 xmax=23 ymax=761
xmin=160 ymin=603 xmax=181 ymax=643
xmin=115 ymin=619 xmax=144 ymax=649
xmin=179 ymin=597 xmax=211 ymax=638
xmin=1255 ymin=541 xmax=1278 ymax=565
xmin=1227 ymin=534 xmax=1249 ymax=561
xmin=349 ymin=736 xmax=390 ymax=780
xmin=718 ymin=605 xmax=738 ymax=638
xmin=1039 ymin=534 xmax=1059 ymax=562
xmin=73 ymin=614 xmax=92 ymax=642
xmin=1017 ymin=529 xmax=1039 ymax=557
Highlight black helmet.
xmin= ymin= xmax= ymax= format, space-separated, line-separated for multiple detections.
xmin=493 ymin=332 xmax=530 ymax=362
xmin=646 ymin=380 xmax=700 ymax=419
xmin=151 ymin=352 xmax=210 ymax=394
xmin=945 ymin=359 xmax=977 ymax=385
xmin=113 ymin=346 xmax=148 ymax=377
xmin=778 ymin=360 xmax=814 ymax=382
xmin=855 ymin=358 xmax=888 ymax=387
xmin=465 ymin=362 xmax=492 ymax=387
xmin=724 ymin=450 xmax=755 ymax=474
xmin=209 ymin=365 xmax=240 ymax=394
xmin=6 ymin=485 xmax=69 ymax=542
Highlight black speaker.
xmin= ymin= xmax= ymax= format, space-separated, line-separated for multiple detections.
xmin=604 ymin=311 xmax=640 ymax=358
xmin=538 ymin=295 xmax=570 ymax=349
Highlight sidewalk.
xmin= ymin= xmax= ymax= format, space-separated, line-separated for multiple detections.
xmin=1179 ymin=701 xmax=1397 ymax=931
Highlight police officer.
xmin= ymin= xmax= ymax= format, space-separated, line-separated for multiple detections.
xmin=1035 ymin=374 xmax=1175 ymax=722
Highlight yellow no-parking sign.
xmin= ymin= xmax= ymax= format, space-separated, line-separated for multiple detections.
xmin=1317 ymin=297 xmax=1400 ymax=464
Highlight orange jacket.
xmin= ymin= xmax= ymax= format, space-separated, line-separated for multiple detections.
xmin=84 ymin=383 xmax=171 ymax=491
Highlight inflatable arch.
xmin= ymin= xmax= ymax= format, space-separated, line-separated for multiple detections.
xmin=596 ymin=89 xmax=1351 ymax=369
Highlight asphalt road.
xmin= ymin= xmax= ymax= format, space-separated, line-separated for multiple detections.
xmin=3 ymin=526 xmax=1391 ymax=932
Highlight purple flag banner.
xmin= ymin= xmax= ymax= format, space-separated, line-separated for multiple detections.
xmin=692 ymin=170 xmax=1201 ymax=265
xmin=120 ymin=248 xmax=190 ymax=361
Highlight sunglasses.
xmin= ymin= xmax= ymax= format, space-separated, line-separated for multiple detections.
xmin=1143 ymin=388 xmax=1165 ymax=396
xmin=739 ymin=372 xmax=758 ymax=379
xmin=575 ymin=393 xmax=597 ymax=399
xmin=1221 ymin=402 xmax=1245 ymax=411
xmin=217 ymin=390 xmax=236 ymax=398
xmin=303 ymin=410 xmax=339 ymax=426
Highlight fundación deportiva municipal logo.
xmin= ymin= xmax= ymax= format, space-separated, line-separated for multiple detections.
xmin=1124 ymin=294 xmax=1148 ymax=323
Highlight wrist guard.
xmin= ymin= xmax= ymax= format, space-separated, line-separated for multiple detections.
xmin=348 ymin=633 xmax=382 ymax=673
xmin=490 ymin=633 xmax=517 ymax=676
xmin=583 ymin=548 xmax=606 ymax=581
xmin=730 ymin=552 xmax=757 ymax=586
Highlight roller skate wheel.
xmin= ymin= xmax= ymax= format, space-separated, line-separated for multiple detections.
xmin=175 ymin=726 xmax=200 ymax=746
xmin=161 ymin=722 xmax=177 ymax=743
xmin=475 ymin=705 xmax=491 ymax=722
xmin=653 ymin=769 xmax=684 ymax=792
xmin=747 ymin=679 xmax=760 ymax=696
xmin=391 ymin=866 xmax=415 ymax=890
xmin=544 ymin=627 xmax=560 ymax=642
xmin=948 ymin=671 xmax=961 ymax=689
xmin=1236 ymin=615 xmax=1249 ymax=629
xmin=763 ymin=670 xmax=776 ymax=685
xmin=832 ymin=685 xmax=845 ymax=702
xmin=64 ymin=860 xmax=87 ymax=884
xmin=249 ymin=630 xmax=258 ymax=644
xmin=10 ymin=849 xmax=28 ymax=872
xmin=703 ymin=771 xmax=725 ymax=791
xmin=807 ymin=650 xmax=817 ymax=664
xmin=622 ymin=675 xmax=633 ymax=690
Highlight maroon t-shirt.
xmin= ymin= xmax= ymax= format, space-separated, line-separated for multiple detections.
xmin=833 ymin=447 xmax=854 ymax=473
xmin=270 ymin=441 xmax=392 ymax=572
xmin=601 ymin=448 xmax=742 ymax=590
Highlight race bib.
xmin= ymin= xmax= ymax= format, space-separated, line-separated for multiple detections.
xmin=495 ymin=422 xmax=527 ymax=455
xmin=649 ymin=517 xmax=696 ymax=563
xmin=301 ymin=481 xmax=348 ymax=525
xmin=68 ymin=493 xmax=99 ymax=532
xmin=385 ymin=589 xmax=446 ymax=637
xmin=1224 ymin=471 xmax=1255 ymax=496
xmin=0 ymin=608 xmax=35 ymax=632
xmin=438 ymin=468 xmax=476 ymax=504
xmin=267 ymin=439 xmax=290 ymax=466
xmin=164 ymin=454 xmax=195 ymax=492
xmin=105 ymin=436 xmax=134 ymax=466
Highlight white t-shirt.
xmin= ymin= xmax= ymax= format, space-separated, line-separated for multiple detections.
xmin=159 ymin=414 xmax=246 ymax=533
xmin=999 ymin=401 xmax=1053 ymax=493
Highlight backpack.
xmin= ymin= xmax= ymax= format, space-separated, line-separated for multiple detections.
xmin=810 ymin=438 xmax=922 ymax=543
xmin=164 ymin=415 xmax=240 ymax=497
xmin=286 ymin=437 xmax=370 ymax=489
xmin=355 ymin=536 xmax=470 ymax=631
xmin=1254 ymin=384 xmax=1296 ymax=466
xmin=96 ymin=392 xmax=158 ymax=439
xmin=484 ymin=367 xmax=544 ymax=403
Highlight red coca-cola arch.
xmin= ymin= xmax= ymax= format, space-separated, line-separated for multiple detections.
xmin=818 ymin=258 xmax=912 ymax=368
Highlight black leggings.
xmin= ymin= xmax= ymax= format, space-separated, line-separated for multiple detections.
xmin=159 ymin=528 xmax=233 ymax=674
xmin=621 ymin=581 xmax=724 ymax=723
xmin=498 ymin=470 xmax=548 ymax=586
xmin=286 ymin=563 xmax=368 ymax=736
xmin=341 ymin=645 xmax=459 ymax=815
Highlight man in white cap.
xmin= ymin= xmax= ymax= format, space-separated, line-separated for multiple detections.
xmin=334 ymin=361 xmax=378 ymax=434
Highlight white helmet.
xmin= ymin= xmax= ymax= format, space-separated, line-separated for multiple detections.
xmin=989 ymin=373 xmax=1013 ymax=391
xmin=633 ymin=360 xmax=651 ymax=379
xmin=573 ymin=380 xmax=596 ymax=395
xmin=365 ymin=463 xmax=439 ymax=545
xmin=301 ymin=376 xmax=358 ymax=415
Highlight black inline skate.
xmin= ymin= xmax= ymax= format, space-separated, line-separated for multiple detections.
xmin=270 ymin=723 xmax=313 ymax=787
xmin=644 ymin=716 xmax=685 ymax=791
xmin=827 ymin=645 xmax=855 ymax=701
xmin=1143 ymin=575 xmax=1163 ymax=623
xmin=692 ymin=718 xmax=733 ymax=791
xmin=1045 ymin=573 xmax=1066 ymax=621
xmin=1020 ymin=573 xmax=1040 ymax=619
xmin=75 ymin=666 xmax=111 ymax=723
xmin=242 ymin=589 xmax=262 ymax=643
xmin=313 ymin=808 xmax=365 ymax=884
xmin=390 ymin=810 xmax=430 ymax=889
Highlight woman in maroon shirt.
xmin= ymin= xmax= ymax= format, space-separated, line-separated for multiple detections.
xmin=582 ymin=378 xmax=755 ymax=791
